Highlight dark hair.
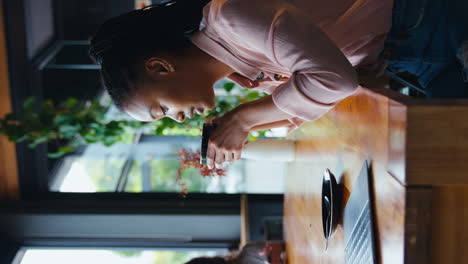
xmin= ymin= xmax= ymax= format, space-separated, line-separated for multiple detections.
xmin=89 ymin=0 xmax=210 ymax=110
xmin=184 ymin=257 xmax=228 ymax=264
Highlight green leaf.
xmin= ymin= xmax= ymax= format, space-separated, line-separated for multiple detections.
xmin=28 ymin=142 xmax=38 ymax=148
xmin=155 ymin=126 xmax=165 ymax=135
xmin=69 ymin=140 xmax=82 ymax=148
xmin=64 ymin=98 xmax=78 ymax=108
xmin=102 ymin=136 xmax=119 ymax=146
xmin=246 ymin=91 xmax=261 ymax=101
xmin=223 ymin=82 xmax=235 ymax=93
xmin=54 ymin=114 xmax=73 ymax=125
xmin=28 ymin=136 xmax=49 ymax=148
xmin=105 ymin=120 xmax=121 ymax=130
xmin=58 ymin=146 xmax=75 ymax=153
xmin=82 ymin=135 xmax=98 ymax=143
xmin=257 ymin=130 xmax=267 ymax=137
xmin=48 ymin=152 xmax=66 ymax=159
xmin=22 ymin=97 xmax=35 ymax=111
xmin=13 ymin=135 xmax=28 ymax=143
xmin=248 ymin=134 xmax=258 ymax=141
xmin=59 ymin=124 xmax=82 ymax=134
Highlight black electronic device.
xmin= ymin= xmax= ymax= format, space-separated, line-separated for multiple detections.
xmin=343 ymin=160 xmax=378 ymax=264
xmin=321 ymin=168 xmax=342 ymax=250
xmin=200 ymin=123 xmax=217 ymax=165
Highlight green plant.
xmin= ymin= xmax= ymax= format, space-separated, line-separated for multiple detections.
xmin=0 ymin=82 xmax=269 ymax=158
xmin=0 ymin=97 xmax=144 ymax=158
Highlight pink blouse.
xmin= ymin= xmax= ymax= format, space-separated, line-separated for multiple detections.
xmin=190 ymin=0 xmax=394 ymax=124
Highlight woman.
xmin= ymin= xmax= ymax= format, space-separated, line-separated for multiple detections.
xmin=89 ymin=0 xmax=467 ymax=169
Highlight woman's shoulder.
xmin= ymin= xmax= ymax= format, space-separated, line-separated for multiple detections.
xmin=204 ymin=0 xmax=286 ymax=49
xmin=207 ymin=0 xmax=284 ymax=28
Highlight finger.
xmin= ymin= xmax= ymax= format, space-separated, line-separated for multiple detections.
xmin=227 ymin=72 xmax=254 ymax=88
xmin=225 ymin=150 xmax=234 ymax=164
xmin=287 ymin=125 xmax=296 ymax=135
xmin=250 ymin=80 xmax=261 ymax=88
xmin=234 ymin=151 xmax=241 ymax=161
xmin=215 ymin=149 xmax=224 ymax=169
xmin=209 ymin=122 xmax=227 ymax=141
xmin=206 ymin=142 xmax=217 ymax=169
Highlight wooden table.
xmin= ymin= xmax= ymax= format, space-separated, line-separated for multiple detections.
xmin=284 ymin=87 xmax=468 ymax=264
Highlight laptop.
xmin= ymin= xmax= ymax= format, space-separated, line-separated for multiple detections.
xmin=343 ymin=160 xmax=378 ymax=264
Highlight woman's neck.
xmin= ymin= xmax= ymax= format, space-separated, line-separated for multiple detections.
xmin=188 ymin=44 xmax=236 ymax=81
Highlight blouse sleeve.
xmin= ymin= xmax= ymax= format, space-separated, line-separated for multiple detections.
xmin=269 ymin=8 xmax=359 ymax=121
xmin=207 ymin=0 xmax=359 ymax=121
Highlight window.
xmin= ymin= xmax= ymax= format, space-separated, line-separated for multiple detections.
xmin=19 ymin=248 xmax=226 ymax=264
xmin=49 ymin=136 xmax=287 ymax=194
xmin=49 ymin=135 xmax=248 ymax=193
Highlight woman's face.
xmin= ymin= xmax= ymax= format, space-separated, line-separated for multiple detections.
xmin=124 ymin=57 xmax=216 ymax=122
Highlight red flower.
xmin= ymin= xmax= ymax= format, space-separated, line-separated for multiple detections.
xmin=175 ymin=148 xmax=227 ymax=197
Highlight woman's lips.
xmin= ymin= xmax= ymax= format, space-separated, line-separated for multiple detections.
xmin=177 ymin=112 xmax=185 ymax=122
xmin=186 ymin=107 xmax=195 ymax=118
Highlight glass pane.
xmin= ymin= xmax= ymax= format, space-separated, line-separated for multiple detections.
xmin=54 ymin=156 xmax=127 ymax=192
xmin=52 ymin=140 xmax=287 ymax=194
xmin=20 ymin=249 xmax=223 ymax=264
xmin=51 ymin=143 xmax=132 ymax=192
xmin=124 ymin=159 xmax=244 ymax=193
xmin=124 ymin=160 xmax=143 ymax=193
xmin=124 ymin=137 xmax=245 ymax=193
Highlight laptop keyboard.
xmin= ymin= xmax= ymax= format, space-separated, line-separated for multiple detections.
xmin=345 ymin=203 xmax=373 ymax=264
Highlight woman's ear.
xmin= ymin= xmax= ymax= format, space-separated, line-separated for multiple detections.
xmin=144 ymin=58 xmax=176 ymax=76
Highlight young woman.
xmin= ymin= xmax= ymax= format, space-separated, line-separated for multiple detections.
xmin=89 ymin=0 xmax=467 ymax=169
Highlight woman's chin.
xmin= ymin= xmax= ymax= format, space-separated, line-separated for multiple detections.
xmin=204 ymin=98 xmax=216 ymax=110
xmin=207 ymin=102 xmax=215 ymax=110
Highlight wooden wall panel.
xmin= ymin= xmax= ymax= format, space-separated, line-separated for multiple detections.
xmin=431 ymin=185 xmax=468 ymax=264
xmin=0 ymin=0 xmax=20 ymax=200
xmin=406 ymin=105 xmax=468 ymax=185
xmin=404 ymin=188 xmax=432 ymax=264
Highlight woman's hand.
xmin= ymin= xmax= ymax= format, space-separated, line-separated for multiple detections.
xmin=227 ymin=72 xmax=260 ymax=89
xmin=206 ymin=95 xmax=295 ymax=169
xmin=227 ymin=72 xmax=273 ymax=88
xmin=206 ymin=106 xmax=250 ymax=169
